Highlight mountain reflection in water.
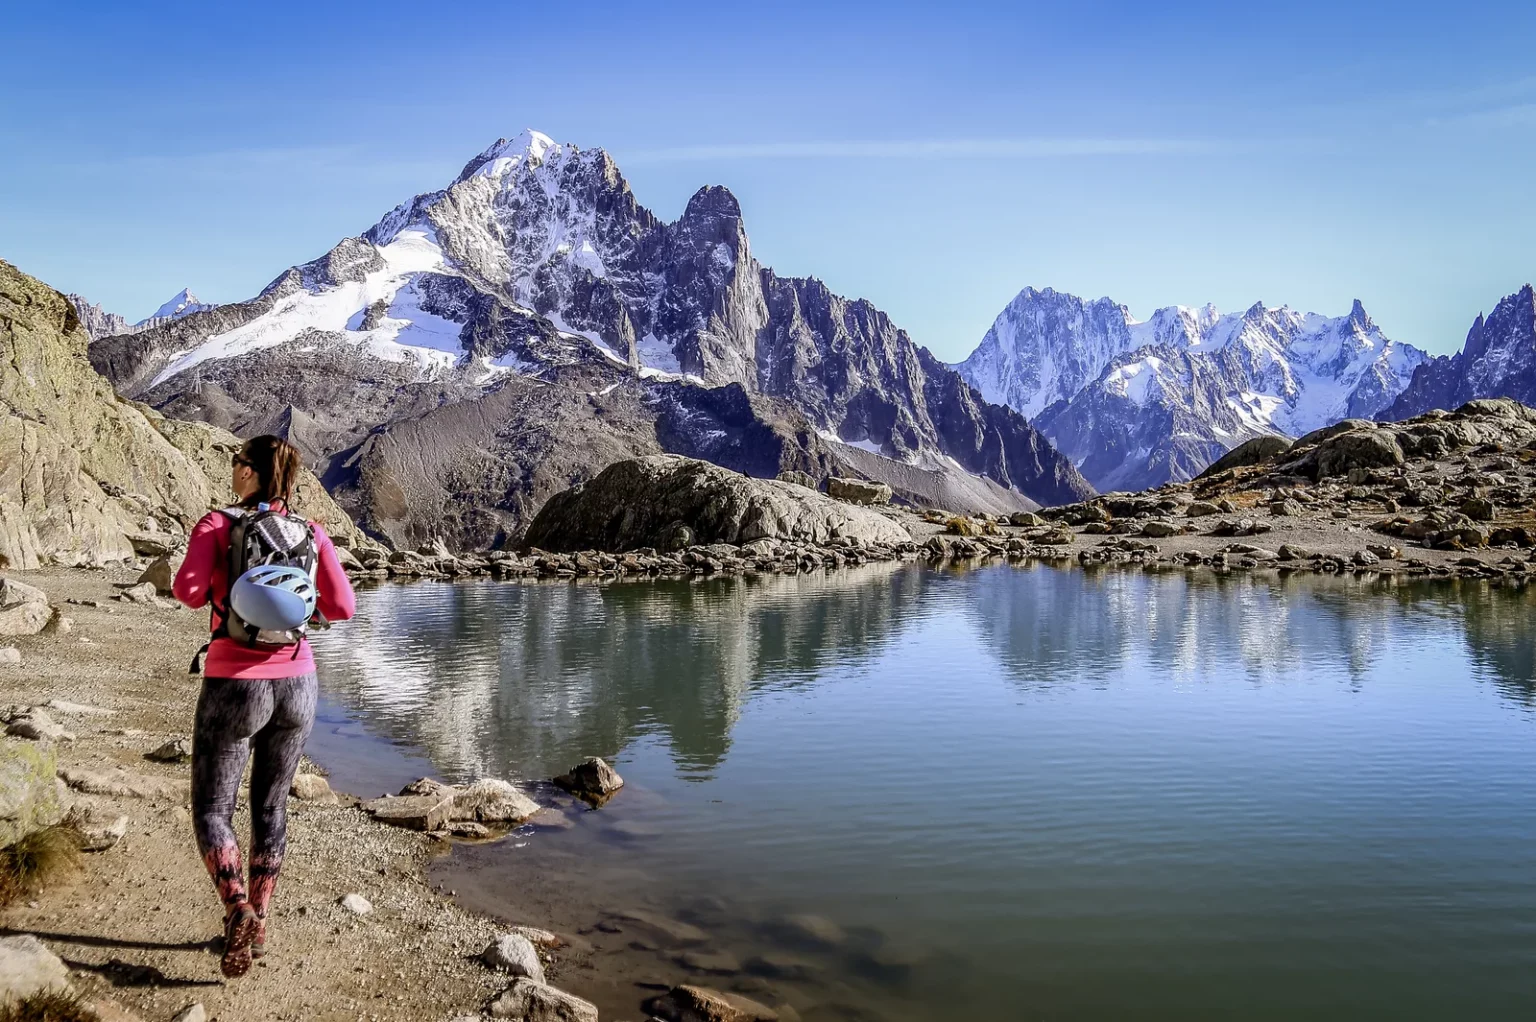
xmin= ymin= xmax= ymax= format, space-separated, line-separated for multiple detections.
xmin=315 ymin=564 xmax=1536 ymax=787
xmin=309 ymin=563 xmax=1536 ymax=1021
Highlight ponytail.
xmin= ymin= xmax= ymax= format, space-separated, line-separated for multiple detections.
xmin=238 ymin=435 xmax=303 ymax=508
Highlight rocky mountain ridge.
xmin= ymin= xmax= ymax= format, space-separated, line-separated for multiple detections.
xmin=1385 ymin=284 xmax=1536 ymax=419
xmin=955 ymin=286 xmax=1429 ymax=491
xmin=1 ymin=259 xmax=363 ymax=570
xmin=87 ymin=130 xmax=1088 ymax=548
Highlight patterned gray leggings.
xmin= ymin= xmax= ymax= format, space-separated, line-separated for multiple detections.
xmin=191 ymin=673 xmax=318 ymax=918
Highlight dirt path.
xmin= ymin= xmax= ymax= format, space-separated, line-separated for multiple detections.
xmin=0 ymin=566 xmax=508 ymax=1022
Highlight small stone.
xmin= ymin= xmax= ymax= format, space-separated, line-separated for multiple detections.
xmin=289 ymin=773 xmax=334 ymax=801
xmin=0 ymin=648 xmax=17 ymax=666
xmin=6 ymin=709 xmax=73 ymax=743
xmin=169 ymin=1004 xmax=207 ymax=1022
xmin=117 ymin=581 xmax=163 ymax=606
xmin=675 ymin=950 xmax=741 ymax=975
xmin=487 ymin=978 xmax=599 ymax=1021
xmin=775 ymin=913 xmax=846 ymax=948
xmin=481 ymin=933 xmax=546 ymax=982
xmin=507 ymin=926 xmax=563 ymax=949
xmin=1184 ymin=501 xmax=1222 ymax=517
xmin=364 ymin=791 xmax=456 ymax=831
xmin=1139 ymin=521 xmax=1181 ymax=538
xmin=0 ymin=934 xmax=72 ymax=1002
xmin=136 ymin=555 xmax=177 ymax=595
xmin=0 ymin=578 xmax=49 ymax=608
xmin=77 ymin=812 xmax=129 ymax=852
xmin=448 ymin=820 xmax=492 ymax=838
xmin=339 ymin=893 xmax=372 ymax=916
xmin=145 ymin=737 xmax=193 ymax=763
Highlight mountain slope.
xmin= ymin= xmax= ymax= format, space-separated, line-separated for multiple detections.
xmin=1 ymin=259 xmax=362 ymax=568
xmin=1384 ymin=285 xmax=1536 ymax=419
xmin=957 ymin=287 xmax=1427 ymax=491
xmin=91 ymin=130 xmax=1088 ymax=547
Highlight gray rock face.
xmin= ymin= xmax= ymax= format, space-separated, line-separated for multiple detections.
xmin=1308 ymin=429 xmax=1405 ymax=478
xmin=524 ymin=457 xmax=912 ymax=553
xmin=1386 ymin=285 xmax=1536 ymax=419
xmin=87 ymin=133 xmax=1088 ymax=552
xmin=452 ymin=778 xmax=539 ymax=824
xmin=646 ymin=985 xmax=779 ymax=1022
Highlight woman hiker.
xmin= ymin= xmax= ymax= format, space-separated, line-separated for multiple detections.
xmin=172 ymin=435 xmax=357 ymax=978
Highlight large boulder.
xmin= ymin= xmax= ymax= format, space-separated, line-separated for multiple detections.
xmin=1195 ymin=435 xmax=1293 ymax=478
xmin=523 ymin=456 xmax=911 ymax=552
xmin=1310 ymin=429 xmax=1405 ymax=478
xmin=0 ymin=739 xmax=69 ymax=847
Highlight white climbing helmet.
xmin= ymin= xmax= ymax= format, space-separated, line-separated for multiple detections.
xmin=229 ymin=565 xmax=317 ymax=633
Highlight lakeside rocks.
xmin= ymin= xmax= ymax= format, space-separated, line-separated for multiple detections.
xmin=364 ymin=776 xmax=541 ymax=833
xmin=1023 ymin=399 xmax=1536 ymax=581
xmin=646 ymin=984 xmax=780 ymax=1022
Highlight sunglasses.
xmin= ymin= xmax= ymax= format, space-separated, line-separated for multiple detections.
xmin=231 ymin=453 xmax=254 ymax=469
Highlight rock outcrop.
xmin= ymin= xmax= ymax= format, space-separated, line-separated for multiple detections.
xmin=0 ymin=259 xmax=367 ymax=568
xmin=523 ymin=456 xmax=913 ymax=553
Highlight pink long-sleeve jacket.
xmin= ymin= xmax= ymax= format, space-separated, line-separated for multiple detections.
xmin=173 ymin=506 xmax=357 ymax=679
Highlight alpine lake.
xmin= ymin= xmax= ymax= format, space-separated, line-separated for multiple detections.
xmin=306 ymin=561 xmax=1536 ymax=1021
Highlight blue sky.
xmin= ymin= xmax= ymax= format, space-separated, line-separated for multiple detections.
xmin=4 ymin=0 xmax=1534 ymax=358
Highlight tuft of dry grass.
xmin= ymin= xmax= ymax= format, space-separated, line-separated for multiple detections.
xmin=0 ymin=990 xmax=100 ymax=1022
xmin=0 ymin=826 xmax=83 ymax=907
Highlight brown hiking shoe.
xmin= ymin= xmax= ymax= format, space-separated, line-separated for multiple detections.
xmin=221 ymin=903 xmax=260 ymax=978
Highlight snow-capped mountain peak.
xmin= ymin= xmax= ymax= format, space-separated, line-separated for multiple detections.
xmin=956 ymin=285 xmax=1429 ymax=491
xmin=144 ymin=287 xmax=210 ymax=323
xmin=457 ymin=128 xmax=568 ymax=183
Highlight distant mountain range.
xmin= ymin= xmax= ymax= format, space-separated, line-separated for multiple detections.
xmin=954 ymin=285 xmax=1502 ymax=491
xmin=84 ymin=130 xmax=1089 ymax=548
xmin=69 ymin=287 xmax=210 ymax=340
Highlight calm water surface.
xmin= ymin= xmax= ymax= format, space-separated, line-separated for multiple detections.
xmin=308 ymin=564 xmax=1536 ymax=1021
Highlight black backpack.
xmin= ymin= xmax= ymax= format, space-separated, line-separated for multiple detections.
xmin=188 ymin=505 xmax=320 ymax=673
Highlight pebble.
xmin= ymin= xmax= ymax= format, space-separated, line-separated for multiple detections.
xmin=170 ymin=1003 xmax=206 ymax=1022
xmin=340 ymin=893 xmax=373 ymax=916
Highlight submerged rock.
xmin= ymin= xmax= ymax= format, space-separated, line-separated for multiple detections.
xmin=552 ymin=757 xmax=624 ymax=805
xmin=646 ymin=985 xmax=779 ymax=1022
